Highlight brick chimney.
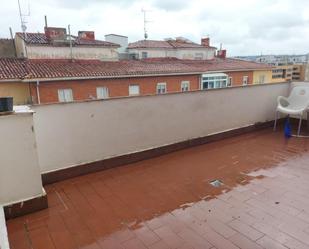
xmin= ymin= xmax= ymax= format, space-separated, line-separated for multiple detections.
xmin=201 ymin=37 xmax=210 ymax=47
xmin=44 ymin=27 xmax=67 ymax=41
xmin=217 ymin=49 xmax=227 ymax=59
xmin=78 ymin=31 xmax=95 ymax=40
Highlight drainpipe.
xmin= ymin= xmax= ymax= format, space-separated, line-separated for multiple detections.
xmin=36 ymin=80 xmax=41 ymax=104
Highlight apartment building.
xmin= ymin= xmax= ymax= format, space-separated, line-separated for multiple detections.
xmin=292 ymin=64 xmax=306 ymax=81
xmin=15 ymin=27 xmax=120 ymax=60
xmin=0 ymin=57 xmax=272 ymax=104
xmin=127 ymin=37 xmax=217 ymax=60
xmin=271 ymin=64 xmax=293 ymax=83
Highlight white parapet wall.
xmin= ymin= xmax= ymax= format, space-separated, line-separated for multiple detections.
xmin=0 ymin=112 xmax=43 ymax=206
xmin=0 ymin=207 xmax=9 ymax=249
xmin=32 ymin=82 xmax=290 ymax=174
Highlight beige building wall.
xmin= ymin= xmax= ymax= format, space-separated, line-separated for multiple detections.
xmin=0 ymin=112 xmax=43 ymax=205
xmin=32 ymin=82 xmax=289 ymax=173
xmin=304 ymin=64 xmax=309 ymax=81
xmin=128 ymin=48 xmax=216 ymax=60
xmin=253 ymin=70 xmax=272 ymax=84
xmin=25 ymin=45 xmax=119 ymax=60
xmin=0 ymin=82 xmax=31 ymax=105
xmin=15 ymin=35 xmax=119 ymax=60
xmin=271 ymin=65 xmax=293 ymax=83
xmin=14 ymin=35 xmax=26 ymax=58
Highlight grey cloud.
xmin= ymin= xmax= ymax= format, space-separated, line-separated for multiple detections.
xmin=48 ymin=0 xmax=136 ymax=9
xmin=151 ymin=0 xmax=190 ymax=11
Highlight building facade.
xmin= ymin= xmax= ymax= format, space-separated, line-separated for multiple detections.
xmin=292 ymin=64 xmax=306 ymax=81
xmin=271 ymin=65 xmax=293 ymax=83
xmin=15 ymin=27 xmax=120 ymax=60
xmin=0 ymin=57 xmax=272 ymax=105
xmin=128 ymin=37 xmax=217 ymax=60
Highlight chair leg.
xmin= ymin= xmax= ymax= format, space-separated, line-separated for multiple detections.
xmin=273 ymin=111 xmax=279 ymax=131
xmin=298 ymin=114 xmax=302 ymax=136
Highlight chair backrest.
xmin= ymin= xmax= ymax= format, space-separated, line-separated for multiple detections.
xmin=288 ymin=86 xmax=309 ymax=107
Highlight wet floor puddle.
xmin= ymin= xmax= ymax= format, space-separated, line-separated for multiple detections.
xmin=6 ymin=128 xmax=309 ymax=249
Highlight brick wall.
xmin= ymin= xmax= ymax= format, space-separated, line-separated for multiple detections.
xmin=31 ymin=75 xmax=200 ymax=104
xmin=30 ymin=71 xmax=254 ymax=104
xmin=226 ymin=71 xmax=253 ymax=86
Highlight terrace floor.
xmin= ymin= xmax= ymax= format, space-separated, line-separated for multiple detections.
xmin=6 ymin=127 xmax=309 ymax=249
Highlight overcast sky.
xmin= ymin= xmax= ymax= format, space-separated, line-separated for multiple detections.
xmin=1 ymin=0 xmax=308 ymax=56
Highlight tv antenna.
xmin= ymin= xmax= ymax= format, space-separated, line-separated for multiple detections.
xmin=141 ymin=8 xmax=151 ymax=40
xmin=17 ymin=0 xmax=30 ymax=39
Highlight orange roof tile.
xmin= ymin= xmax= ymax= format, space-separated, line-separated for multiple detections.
xmin=0 ymin=57 xmax=272 ymax=81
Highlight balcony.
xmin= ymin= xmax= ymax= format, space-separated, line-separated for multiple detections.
xmin=1 ymin=81 xmax=309 ymax=249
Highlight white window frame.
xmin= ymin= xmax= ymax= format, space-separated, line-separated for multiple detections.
xmin=228 ymin=77 xmax=233 ymax=87
xmin=201 ymin=73 xmax=228 ymax=90
xmin=58 ymin=89 xmax=73 ymax=102
xmin=181 ymin=81 xmax=190 ymax=92
xmin=129 ymin=84 xmax=140 ymax=96
xmin=156 ymin=82 xmax=167 ymax=94
xmin=96 ymin=87 xmax=109 ymax=99
xmin=243 ymin=76 xmax=249 ymax=85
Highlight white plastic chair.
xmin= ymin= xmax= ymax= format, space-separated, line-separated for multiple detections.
xmin=274 ymin=86 xmax=309 ymax=136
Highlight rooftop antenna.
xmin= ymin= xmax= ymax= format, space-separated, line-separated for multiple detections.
xmin=141 ymin=8 xmax=151 ymax=40
xmin=68 ymin=24 xmax=73 ymax=61
xmin=44 ymin=15 xmax=48 ymax=28
xmin=17 ymin=0 xmax=30 ymax=58
xmin=17 ymin=0 xmax=30 ymax=39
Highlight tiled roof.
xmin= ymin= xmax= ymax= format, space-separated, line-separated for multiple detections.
xmin=128 ymin=39 xmax=216 ymax=49
xmin=0 ymin=57 xmax=272 ymax=81
xmin=0 ymin=58 xmax=27 ymax=79
xmin=16 ymin=33 xmax=120 ymax=47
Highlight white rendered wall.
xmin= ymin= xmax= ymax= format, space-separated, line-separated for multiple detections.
xmin=128 ymin=48 xmax=215 ymax=60
xmin=32 ymin=82 xmax=289 ymax=173
xmin=0 ymin=113 xmax=43 ymax=205
xmin=105 ymin=35 xmax=128 ymax=53
xmin=0 ymin=207 xmax=9 ymax=249
xmin=21 ymin=44 xmax=118 ymax=60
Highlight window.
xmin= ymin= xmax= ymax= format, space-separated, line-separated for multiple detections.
xmin=156 ymin=82 xmax=167 ymax=94
xmin=96 ymin=87 xmax=109 ymax=99
xmin=228 ymin=77 xmax=233 ymax=87
xmin=259 ymin=75 xmax=265 ymax=84
xmin=194 ymin=53 xmax=203 ymax=60
xmin=201 ymin=73 xmax=228 ymax=90
xmin=243 ymin=76 xmax=248 ymax=85
xmin=58 ymin=89 xmax=73 ymax=102
xmin=181 ymin=81 xmax=190 ymax=92
xmin=142 ymin=52 xmax=148 ymax=59
xmin=129 ymin=85 xmax=140 ymax=96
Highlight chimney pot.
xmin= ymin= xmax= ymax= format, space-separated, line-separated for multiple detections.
xmin=201 ymin=37 xmax=210 ymax=47
xmin=44 ymin=27 xmax=66 ymax=40
xmin=78 ymin=31 xmax=95 ymax=40
xmin=217 ymin=49 xmax=227 ymax=59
